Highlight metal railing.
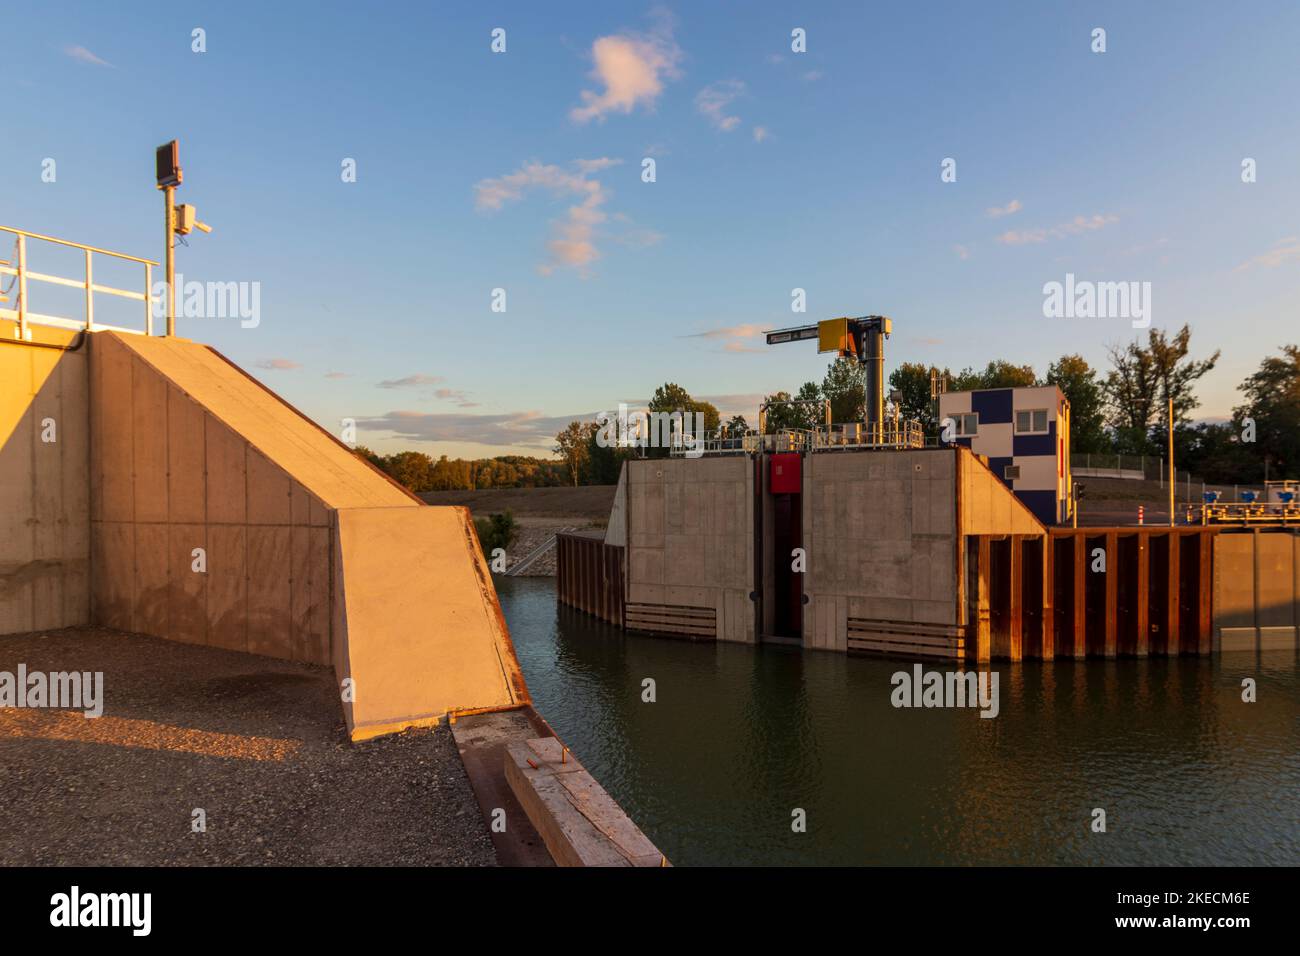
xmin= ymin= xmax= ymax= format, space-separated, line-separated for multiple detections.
xmin=810 ymin=420 xmax=925 ymax=451
xmin=1 ymin=226 xmax=158 ymax=339
xmin=665 ymin=420 xmax=928 ymax=457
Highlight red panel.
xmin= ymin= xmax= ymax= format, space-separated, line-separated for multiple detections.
xmin=769 ymin=453 xmax=802 ymax=494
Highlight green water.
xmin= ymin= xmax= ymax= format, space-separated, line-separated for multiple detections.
xmin=495 ymin=576 xmax=1300 ymax=866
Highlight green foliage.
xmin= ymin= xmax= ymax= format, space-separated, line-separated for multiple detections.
xmin=821 ymin=357 xmax=865 ymax=423
xmin=352 ymin=448 xmax=568 ymax=492
xmin=1105 ymin=324 xmax=1220 ymax=454
xmin=889 ymin=362 xmax=943 ymax=435
xmin=951 ymin=360 xmax=1038 ymax=391
xmin=1046 ymin=354 xmax=1107 ymax=453
xmin=473 ymin=511 xmax=517 ymax=556
xmin=1233 ymin=343 xmax=1300 ymax=481
xmin=553 ymin=420 xmax=594 ymax=487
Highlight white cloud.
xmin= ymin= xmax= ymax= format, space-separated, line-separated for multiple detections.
xmin=953 ymin=244 xmax=971 ymax=260
xmin=752 ymin=126 xmax=770 ymax=143
xmin=997 ymin=213 xmax=1119 ymax=245
xmin=474 ymin=159 xmax=629 ymax=276
xmin=377 ymin=374 xmax=444 ymax=389
xmin=570 ymin=14 xmax=682 ymax=124
xmin=1234 ymin=236 xmax=1300 ymax=272
xmin=254 ymin=358 xmax=301 ymax=371
xmin=682 ymin=323 xmax=769 ymax=352
xmin=64 ymin=45 xmax=112 ymax=67
xmin=359 ymin=409 xmax=583 ymax=450
xmin=696 ymin=80 xmax=745 ymax=131
xmin=985 ymin=199 xmax=1023 ymax=218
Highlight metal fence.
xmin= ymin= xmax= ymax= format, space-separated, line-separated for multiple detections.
xmin=1 ymin=225 xmax=157 ymax=339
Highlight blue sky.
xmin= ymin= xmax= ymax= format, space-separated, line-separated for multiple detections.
xmin=5 ymin=1 xmax=1298 ymax=457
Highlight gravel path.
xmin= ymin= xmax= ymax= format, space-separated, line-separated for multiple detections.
xmin=0 ymin=627 xmax=497 ymax=866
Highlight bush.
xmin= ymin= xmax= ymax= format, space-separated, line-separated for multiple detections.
xmin=473 ymin=511 xmax=517 ymax=557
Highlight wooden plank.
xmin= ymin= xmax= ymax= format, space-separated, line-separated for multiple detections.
xmin=1104 ymin=531 xmax=1118 ymax=658
xmin=1135 ymin=531 xmax=1149 ymax=658
xmin=504 ymin=738 xmax=663 ymax=867
xmin=1009 ymin=535 xmax=1023 ymax=662
xmin=848 ymin=638 xmax=962 ymax=660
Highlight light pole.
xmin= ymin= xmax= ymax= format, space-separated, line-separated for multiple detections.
xmin=155 ymin=141 xmax=182 ymax=336
xmin=155 ymin=140 xmax=211 ymax=337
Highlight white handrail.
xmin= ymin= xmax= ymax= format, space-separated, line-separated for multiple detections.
xmin=0 ymin=225 xmax=158 ymax=340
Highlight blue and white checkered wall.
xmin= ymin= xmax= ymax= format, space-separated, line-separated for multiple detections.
xmin=939 ymin=385 xmax=1071 ymax=525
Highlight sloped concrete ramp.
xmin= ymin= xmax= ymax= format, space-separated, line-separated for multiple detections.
xmin=87 ymin=331 xmax=528 ymax=739
xmin=333 ymin=506 xmax=528 ymax=739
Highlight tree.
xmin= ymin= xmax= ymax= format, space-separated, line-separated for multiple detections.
xmin=1234 ymin=344 xmax=1300 ymax=481
xmin=553 ymin=420 xmax=591 ymax=487
xmin=889 ymin=362 xmax=945 ymax=435
xmin=1105 ymin=324 xmax=1219 ymax=454
xmin=952 ymin=360 xmax=1038 ymax=391
xmin=1046 ymin=354 xmax=1108 ymax=453
xmin=821 ymin=357 xmax=865 ymax=423
xmin=646 ymin=382 xmax=720 ymax=455
xmin=384 ymin=451 xmax=435 ymax=492
xmin=724 ymin=414 xmax=750 ymax=437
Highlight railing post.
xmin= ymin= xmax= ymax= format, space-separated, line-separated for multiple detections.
xmin=144 ymin=262 xmax=153 ymax=335
xmin=16 ymin=234 xmax=27 ymax=339
xmin=84 ymin=248 xmax=94 ymax=330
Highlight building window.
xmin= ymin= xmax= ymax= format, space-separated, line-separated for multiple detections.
xmin=1015 ymin=408 xmax=1049 ymax=434
xmin=954 ymin=413 xmax=978 ymax=437
xmin=1004 ymin=464 xmax=1021 ymax=481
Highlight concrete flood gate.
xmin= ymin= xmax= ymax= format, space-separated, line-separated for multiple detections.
xmin=559 ymin=447 xmax=1300 ymax=662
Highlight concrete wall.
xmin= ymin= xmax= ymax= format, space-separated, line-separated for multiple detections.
xmin=626 ymin=457 xmax=754 ymax=643
xmin=89 ymin=331 xmax=352 ymax=663
xmin=0 ymin=321 xmax=90 ymax=633
xmin=3 ymin=326 xmax=530 ymax=739
xmin=802 ymin=448 xmax=959 ymax=650
xmin=1214 ymin=530 xmax=1300 ymax=651
xmin=957 ymin=446 xmax=1045 ymax=536
xmin=332 ymin=506 xmax=528 ymax=739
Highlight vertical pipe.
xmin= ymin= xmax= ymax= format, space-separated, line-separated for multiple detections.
xmin=164 ymin=185 xmax=176 ymax=337
xmin=84 ymin=248 xmax=94 ymax=330
xmin=864 ymin=325 xmax=883 ymax=443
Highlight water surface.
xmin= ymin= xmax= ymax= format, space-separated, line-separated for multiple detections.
xmin=497 ymin=576 xmax=1300 ymax=866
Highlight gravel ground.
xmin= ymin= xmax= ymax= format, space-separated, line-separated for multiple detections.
xmin=0 ymin=627 xmax=497 ymax=867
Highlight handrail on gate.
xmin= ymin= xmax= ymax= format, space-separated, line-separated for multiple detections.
xmin=0 ymin=225 xmax=159 ymax=340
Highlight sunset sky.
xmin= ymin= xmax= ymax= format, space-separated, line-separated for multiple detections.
xmin=5 ymin=1 xmax=1298 ymax=458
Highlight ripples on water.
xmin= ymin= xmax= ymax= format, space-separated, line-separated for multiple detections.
xmin=496 ymin=577 xmax=1300 ymax=866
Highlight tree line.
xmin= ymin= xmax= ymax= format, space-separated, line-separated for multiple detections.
xmin=359 ymin=328 xmax=1299 ymax=492
xmin=352 ymin=448 xmax=571 ymax=492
